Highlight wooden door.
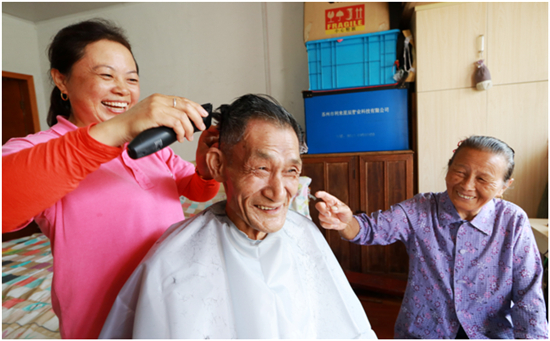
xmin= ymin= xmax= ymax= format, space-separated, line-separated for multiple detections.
xmin=358 ymin=151 xmax=413 ymax=277
xmin=301 ymin=153 xmax=361 ymax=271
xmin=2 ymin=71 xmax=40 ymax=143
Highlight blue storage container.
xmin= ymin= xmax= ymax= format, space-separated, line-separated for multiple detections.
xmin=303 ymin=85 xmax=409 ymax=154
xmin=306 ymin=29 xmax=400 ymax=91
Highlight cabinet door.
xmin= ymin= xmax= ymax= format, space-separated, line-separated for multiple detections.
xmin=415 ymin=2 xmax=487 ymax=92
xmin=301 ymin=155 xmax=361 ymax=271
xmin=358 ymin=153 xmax=413 ymax=277
xmin=488 ymin=3 xmax=548 ymax=85
xmin=417 ymin=88 xmax=487 ymax=193
xmin=487 ymin=82 xmax=548 ymax=217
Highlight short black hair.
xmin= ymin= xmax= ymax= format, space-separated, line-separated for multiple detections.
xmin=448 ymin=135 xmax=515 ymax=181
xmin=212 ymin=94 xmax=306 ymax=157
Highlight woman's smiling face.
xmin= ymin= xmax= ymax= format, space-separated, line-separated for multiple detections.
xmin=54 ymin=39 xmax=140 ymax=127
xmin=445 ymin=147 xmax=510 ymax=221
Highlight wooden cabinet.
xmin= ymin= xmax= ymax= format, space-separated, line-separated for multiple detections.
xmin=301 ymin=150 xmax=413 ymax=278
xmin=416 ymin=89 xmax=487 ymax=191
xmin=414 ymin=3 xmax=487 ymax=92
xmin=413 ymin=2 xmax=548 ymax=217
xmin=302 ymin=153 xmax=361 ymax=271
xmin=414 ymin=2 xmax=548 ymax=91
xmin=300 ymin=151 xmax=413 ymax=337
xmin=302 ymin=150 xmax=413 ymax=338
xmin=486 ymin=82 xmax=549 ymax=215
xmin=488 ymin=3 xmax=548 ymax=85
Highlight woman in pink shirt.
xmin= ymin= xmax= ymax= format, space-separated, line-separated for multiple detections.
xmin=2 ymin=19 xmax=220 ymax=338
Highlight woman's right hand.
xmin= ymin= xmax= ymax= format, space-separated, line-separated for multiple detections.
xmin=90 ymin=94 xmax=209 ymax=147
xmin=315 ymin=191 xmax=360 ymax=240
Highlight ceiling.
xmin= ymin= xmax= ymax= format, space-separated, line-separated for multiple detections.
xmin=2 ymin=2 xmax=124 ymax=23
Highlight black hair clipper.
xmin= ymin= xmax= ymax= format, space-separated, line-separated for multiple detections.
xmin=127 ymin=103 xmax=212 ymax=159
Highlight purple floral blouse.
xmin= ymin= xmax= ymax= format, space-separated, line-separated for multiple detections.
xmin=352 ymin=191 xmax=548 ymax=339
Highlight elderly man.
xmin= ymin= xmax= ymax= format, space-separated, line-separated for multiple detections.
xmin=99 ymin=94 xmax=377 ymax=339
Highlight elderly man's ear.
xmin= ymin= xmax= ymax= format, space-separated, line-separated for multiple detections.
xmin=206 ymin=147 xmax=226 ymax=183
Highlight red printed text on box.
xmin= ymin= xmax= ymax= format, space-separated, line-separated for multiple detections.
xmin=325 ymin=4 xmax=365 ymax=35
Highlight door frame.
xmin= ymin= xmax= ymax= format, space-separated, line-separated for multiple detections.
xmin=2 ymin=70 xmax=41 ymax=134
xmin=2 ymin=71 xmax=42 ymax=241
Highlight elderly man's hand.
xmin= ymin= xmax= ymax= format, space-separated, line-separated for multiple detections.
xmin=315 ymin=191 xmax=360 ymax=240
xmin=195 ymin=126 xmax=219 ymax=180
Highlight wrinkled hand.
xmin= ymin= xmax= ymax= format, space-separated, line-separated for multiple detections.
xmin=315 ymin=191 xmax=353 ymax=230
xmin=195 ymin=126 xmax=219 ymax=180
xmin=91 ymin=94 xmax=209 ymax=147
xmin=315 ymin=191 xmax=360 ymax=240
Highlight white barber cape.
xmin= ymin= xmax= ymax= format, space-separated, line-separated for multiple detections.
xmin=99 ymin=201 xmax=377 ymax=339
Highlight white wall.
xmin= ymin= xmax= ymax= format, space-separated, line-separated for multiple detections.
xmin=265 ymin=3 xmax=309 ymax=118
xmin=3 ymin=2 xmax=309 ymax=161
xmin=2 ymin=14 xmax=49 ymax=131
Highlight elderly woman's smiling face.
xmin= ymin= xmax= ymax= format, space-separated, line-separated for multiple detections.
xmin=52 ymin=39 xmax=140 ymax=127
xmin=445 ymin=147 xmax=511 ymax=221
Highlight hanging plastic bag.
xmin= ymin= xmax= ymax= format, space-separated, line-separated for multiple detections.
xmin=393 ymin=30 xmax=415 ymax=84
xmin=475 ymin=59 xmax=492 ymax=90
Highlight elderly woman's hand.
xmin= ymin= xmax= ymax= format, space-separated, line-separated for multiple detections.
xmin=90 ymin=94 xmax=209 ymax=147
xmin=315 ymin=191 xmax=360 ymax=240
xmin=195 ymin=126 xmax=219 ymax=180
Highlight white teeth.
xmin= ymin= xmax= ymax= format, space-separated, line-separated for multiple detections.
xmin=103 ymin=101 xmax=128 ymax=108
xmin=257 ymin=205 xmax=277 ymax=211
xmin=457 ymin=193 xmax=474 ymax=200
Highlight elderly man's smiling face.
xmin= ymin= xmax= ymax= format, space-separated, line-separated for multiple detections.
xmin=223 ymin=119 xmax=302 ymax=240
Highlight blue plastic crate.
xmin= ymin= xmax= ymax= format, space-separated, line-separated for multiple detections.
xmin=303 ymin=86 xmax=409 ymax=154
xmin=306 ymin=29 xmax=400 ymax=91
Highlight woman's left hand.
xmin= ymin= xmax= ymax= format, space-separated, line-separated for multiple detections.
xmin=195 ymin=126 xmax=219 ymax=180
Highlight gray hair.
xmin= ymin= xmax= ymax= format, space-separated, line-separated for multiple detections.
xmin=448 ymin=135 xmax=515 ymax=181
xmin=212 ymin=94 xmax=307 ymax=157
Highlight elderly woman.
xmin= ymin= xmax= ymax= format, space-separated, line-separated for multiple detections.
xmin=2 ymin=19 xmax=219 ymax=338
xmin=316 ymin=136 xmax=548 ymax=339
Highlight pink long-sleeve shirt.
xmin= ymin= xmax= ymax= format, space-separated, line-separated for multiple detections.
xmin=2 ymin=116 xmax=219 ymax=338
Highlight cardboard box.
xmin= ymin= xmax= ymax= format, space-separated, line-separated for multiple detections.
xmin=303 ymin=85 xmax=410 ymax=154
xmin=304 ymin=2 xmax=390 ymax=43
